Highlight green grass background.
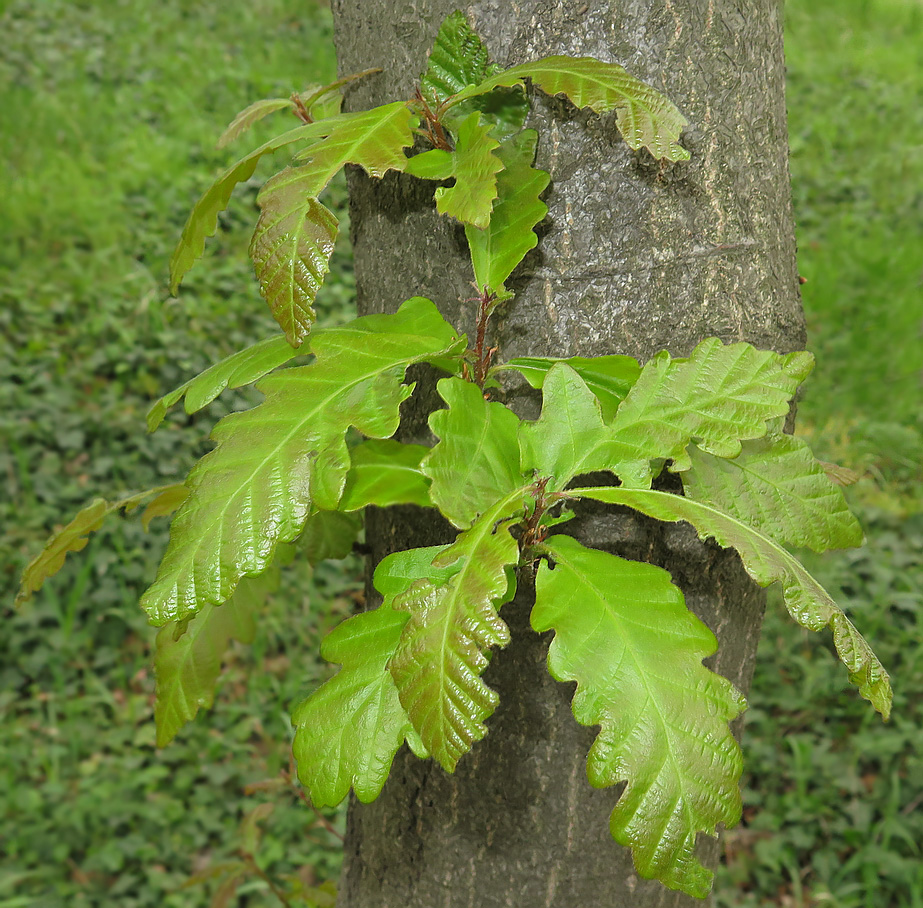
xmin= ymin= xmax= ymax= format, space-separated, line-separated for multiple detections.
xmin=1 ymin=0 xmax=921 ymax=905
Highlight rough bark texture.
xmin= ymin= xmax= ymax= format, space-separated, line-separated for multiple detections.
xmin=329 ymin=1 xmax=806 ymax=905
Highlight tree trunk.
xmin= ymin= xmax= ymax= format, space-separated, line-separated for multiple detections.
xmin=329 ymin=1 xmax=805 ymax=905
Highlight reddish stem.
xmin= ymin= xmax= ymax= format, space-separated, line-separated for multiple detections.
xmin=291 ymin=93 xmax=313 ymax=124
xmin=472 ymin=288 xmax=498 ymax=388
xmin=414 ymin=87 xmax=453 ymax=151
xmin=520 ymin=476 xmax=552 ymax=552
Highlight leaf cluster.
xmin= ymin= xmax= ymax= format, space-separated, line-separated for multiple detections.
xmin=14 ymin=9 xmax=892 ymax=902
xmin=167 ymin=9 xmax=691 ymax=347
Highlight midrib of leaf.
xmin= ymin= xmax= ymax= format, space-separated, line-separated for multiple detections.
xmin=430 ymin=487 xmax=523 ymax=707
xmin=391 ymin=486 xmax=526 ymax=763
xmin=293 ymin=102 xmax=412 ymax=192
xmin=196 ymin=355 xmax=404 ymax=532
xmin=568 ymin=485 xmax=891 ymax=718
xmin=560 ymin=555 xmax=696 ymax=837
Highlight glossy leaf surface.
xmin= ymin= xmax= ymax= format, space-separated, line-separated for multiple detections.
xmin=420 ymin=10 xmax=529 ymax=141
xmin=292 ymin=605 xmax=426 ymax=807
xmin=455 ymin=56 xmax=690 ymax=161
xmin=423 ymin=378 xmax=525 ymax=528
xmin=384 ymin=491 xmax=525 ymax=770
xmin=250 ymin=185 xmax=338 ymax=346
xmin=572 ymin=486 xmax=892 ymax=719
xmin=147 ymin=335 xmax=299 ymax=431
xmin=141 ymin=298 xmax=463 ymax=626
xmin=339 ymin=440 xmax=432 ymax=511
xmin=534 ymin=535 xmax=745 ymax=897
xmin=609 ymin=338 xmax=814 ymax=488
xmin=155 ymin=569 xmax=276 ymax=746
xmin=289 ymin=101 xmax=415 ymax=191
xmin=684 ymin=433 xmax=864 ymax=552
xmin=465 ymin=130 xmax=549 ymax=293
xmin=495 ymin=353 xmax=641 ymax=421
xmin=520 ymin=364 xmax=621 ymax=489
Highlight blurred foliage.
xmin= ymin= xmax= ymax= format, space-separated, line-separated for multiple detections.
xmin=2 ymin=0 xmax=920 ymax=905
xmin=786 ymin=0 xmax=923 ymax=512
xmin=0 ymin=0 xmax=353 ymax=905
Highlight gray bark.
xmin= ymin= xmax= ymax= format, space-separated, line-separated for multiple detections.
xmin=329 ymin=1 xmax=805 ymax=905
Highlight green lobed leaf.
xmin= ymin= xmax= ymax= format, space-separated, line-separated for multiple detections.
xmin=403 ymin=147 xmax=454 ymax=181
xmin=570 ymin=486 xmax=892 ymax=719
xmin=609 ymin=338 xmax=815 ymax=488
xmin=420 ymin=10 xmax=529 ymax=141
xmin=407 ymin=112 xmax=504 ymax=228
xmin=147 ymin=335 xmax=300 ymax=432
xmin=250 ymin=186 xmax=339 ymax=346
xmin=423 ymin=378 xmax=525 ymax=528
xmin=683 ymin=433 xmax=864 ymax=552
xmin=140 ymin=298 xmax=464 ymax=626
xmin=494 ymin=353 xmax=641 ymax=422
xmin=299 ymin=510 xmax=362 ymax=565
xmin=292 ymin=605 xmax=427 ymax=807
xmin=16 ymin=486 xmax=176 ymax=606
xmin=383 ymin=490 xmax=526 ymax=770
xmin=520 ymin=363 xmax=622 ymax=489
xmin=339 ymin=440 xmax=433 ymax=511
xmin=454 ymin=55 xmax=691 ymax=161
xmin=534 ymin=534 xmax=745 ymax=898
xmin=290 ymin=101 xmax=415 ymax=188
xmin=465 ymin=130 xmax=549 ymax=294
xmin=217 ymin=97 xmax=294 ymax=149
xmin=170 ymin=118 xmax=344 ymax=293
xmin=373 ymin=544 xmax=453 ymax=598
xmin=154 ymin=568 xmax=278 ymax=747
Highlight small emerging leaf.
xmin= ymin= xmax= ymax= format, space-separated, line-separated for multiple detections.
xmin=340 ymin=440 xmax=432 ymax=511
xmin=495 ymin=353 xmax=641 ymax=422
xmin=684 ymin=433 xmax=864 ymax=552
xmin=383 ymin=490 xmax=526 ymax=770
xmin=292 ymin=605 xmax=426 ymax=807
xmin=571 ymin=486 xmax=892 ymax=719
xmin=141 ymin=484 xmax=190 ymax=531
xmin=420 ymin=10 xmax=529 ymax=141
xmin=535 ymin=535 xmax=745 ymax=897
xmin=821 ymin=460 xmax=863 ymax=487
xmin=420 ymin=10 xmax=493 ymax=105
xmin=217 ymin=97 xmax=293 ymax=149
xmin=454 ymin=56 xmax=691 ymax=161
xmin=155 ymin=568 xmax=276 ymax=746
xmin=147 ymin=334 xmax=300 ymax=432
xmin=250 ymin=184 xmax=339 ymax=346
xmin=408 ymin=112 xmax=504 ymax=228
xmin=423 ymin=378 xmax=525 ymax=528
xmin=520 ymin=363 xmax=621 ymax=489
xmin=466 ymin=130 xmax=549 ymax=294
